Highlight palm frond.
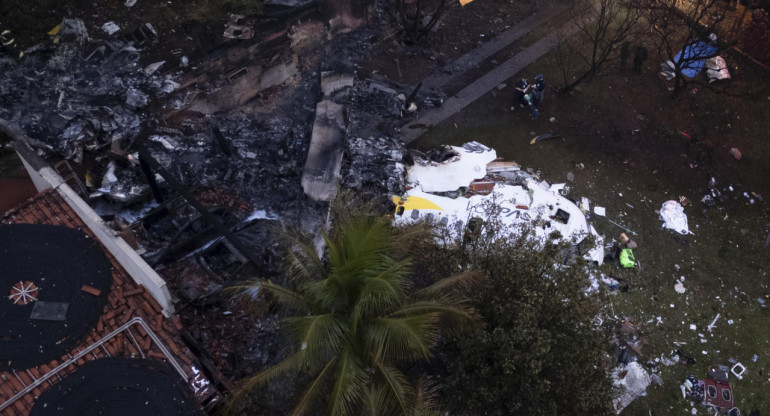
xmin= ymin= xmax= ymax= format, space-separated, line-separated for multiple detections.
xmin=288 ymin=357 xmax=337 ymax=416
xmin=376 ymin=364 xmax=416 ymax=416
xmin=327 ymin=217 xmax=393 ymax=274
xmin=412 ymin=377 xmax=444 ymax=416
xmin=279 ymin=226 xmax=327 ymax=285
xmin=391 ymin=300 xmax=481 ymax=334
xmin=224 ymin=350 xmax=307 ymax=413
xmin=388 ymin=221 xmax=435 ymax=261
xmin=351 ymin=257 xmax=412 ymax=321
xmin=237 ymin=279 xmax=312 ymax=314
xmin=283 ymin=314 xmax=346 ymax=368
xmin=361 ymin=384 xmax=400 ymax=416
xmin=327 ymin=350 xmax=368 ymax=416
xmin=366 ymin=315 xmax=440 ymax=363
xmin=416 ymin=270 xmax=482 ymax=298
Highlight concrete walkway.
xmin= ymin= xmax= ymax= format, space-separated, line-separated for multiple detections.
xmin=402 ymin=12 xmax=581 ymax=144
xmin=422 ymin=4 xmax=566 ymax=93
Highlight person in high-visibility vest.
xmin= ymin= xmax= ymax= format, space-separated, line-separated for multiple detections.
xmin=620 ymin=248 xmax=636 ymax=268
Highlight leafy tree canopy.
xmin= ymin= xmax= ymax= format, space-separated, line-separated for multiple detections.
xmin=430 ymin=226 xmax=616 ymax=416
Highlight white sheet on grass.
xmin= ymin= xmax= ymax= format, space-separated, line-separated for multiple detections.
xmin=659 ymin=200 xmax=692 ymax=235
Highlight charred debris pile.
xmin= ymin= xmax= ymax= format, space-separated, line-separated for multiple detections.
xmin=0 ymin=5 xmax=446 ymax=384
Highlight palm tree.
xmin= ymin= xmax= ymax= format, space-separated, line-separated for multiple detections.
xmin=227 ymin=213 xmax=480 ymax=416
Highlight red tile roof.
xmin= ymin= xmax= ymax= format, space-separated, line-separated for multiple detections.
xmin=1 ymin=189 xmax=218 ymax=415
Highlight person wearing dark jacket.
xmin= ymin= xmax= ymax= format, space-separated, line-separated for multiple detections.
xmin=533 ymin=74 xmax=546 ymax=107
xmin=511 ymin=77 xmax=530 ymax=109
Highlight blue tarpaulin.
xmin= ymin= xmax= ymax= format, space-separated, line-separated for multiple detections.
xmin=673 ymin=41 xmax=718 ymax=78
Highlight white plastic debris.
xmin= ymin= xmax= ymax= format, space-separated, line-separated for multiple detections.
xmin=101 ymin=21 xmax=120 ymax=35
xmin=580 ymin=197 xmax=590 ymax=213
xmin=659 ymin=200 xmax=692 ymax=235
xmin=731 ymin=362 xmax=746 ymax=380
xmin=613 ymin=361 xmax=651 ymax=413
xmin=707 ymin=313 xmax=720 ymax=332
xmin=705 ymin=56 xmax=731 ymax=83
xmin=125 ymin=0 xmax=137 ymax=6
xmin=144 ymin=61 xmax=165 ymax=75
xmin=689 ymin=324 xmax=697 ymax=330
xmin=675 ymin=281 xmax=686 ymax=294
xmin=594 ymin=206 xmax=606 ymax=216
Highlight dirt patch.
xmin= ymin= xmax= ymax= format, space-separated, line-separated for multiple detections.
xmin=356 ymin=0 xmax=538 ymax=85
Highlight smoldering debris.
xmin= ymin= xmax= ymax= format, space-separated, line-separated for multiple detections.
xmin=0 ymin=20 xmax=177 ymax=162
xmin=346 ymin=75 xmax=444 ymax=139
xmin=342 ymin=136 xmax=406 ymax=196
xmin=0 ymin=17 xmax=321 ymax=220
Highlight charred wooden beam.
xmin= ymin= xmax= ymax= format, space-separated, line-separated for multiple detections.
xmin=137 ymin=147 xmax=263 ymax=268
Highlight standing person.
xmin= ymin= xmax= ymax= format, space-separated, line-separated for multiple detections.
xmin=524 ymin=91 xmax=539 ymax=119
xmin=533 ymin=74 xmax=546 ymax=107
xmin=619 ymin=41 xmax=631 ymax=71
xmin=511 ymin=77 xmax=530 ymax=110
xmin=633 ymin=45 xmax=648 ymax=74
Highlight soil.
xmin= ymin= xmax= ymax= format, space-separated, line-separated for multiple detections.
xmin=357 ymin=0 xmax=540 ymax=85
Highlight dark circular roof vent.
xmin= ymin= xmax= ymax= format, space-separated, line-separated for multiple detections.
xmin=0 ymin=224 xmax=112 ymax=370
xmin=29 ymin=357 xmax=202 ymax=416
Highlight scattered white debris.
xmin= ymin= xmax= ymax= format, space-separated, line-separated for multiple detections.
xmin=689 ymin=324 xmax=697 ymax=330
xmin=707 ymin=313 xmax=720 ymax=332
xmin=659 ymin=200 xmax=692 ymax=234
xmin=594 ymin=206 xmax=606 ymax=216
xmin=246 ymin=210 xmax=277 ymax=221
xmin=731 ymin=363 xmax=746 ymax=380
xmin=675 ymin=281 xmax=686 ymax=294
xmin=125 ymin=0 xmax=137 ymax=6
xmin=613 ymin=361 xmax=652 ymax=413
xmin=101 ymin=21 xmax=120 ymax=35
xmin=580 ymin=197 xmax=590 ymax=213
xmin=144 ymin=61 xmax=165 ymax=75
xmin=149 ymin=135 xmax=179 ymax=151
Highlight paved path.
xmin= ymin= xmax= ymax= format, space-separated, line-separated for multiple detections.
xmin=402 ymin=13 xmax=581 ymax=144
xmin=422 ymin=4 xmax=566 ymax=93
